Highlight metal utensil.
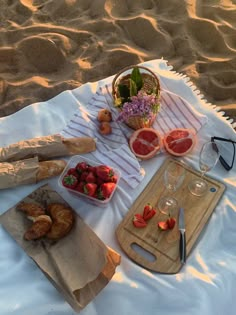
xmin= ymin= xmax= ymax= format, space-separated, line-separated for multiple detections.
xmin=179 ymin=207 xmax=186 ymax=264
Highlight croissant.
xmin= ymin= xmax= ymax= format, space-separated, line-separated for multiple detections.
xmin=24 ymin=215 xmax=52 ymax=241
xmin=46 ymin=203 xmax=74 ymax=240
xmin=17 ymin=202 xmax=45 ymax=218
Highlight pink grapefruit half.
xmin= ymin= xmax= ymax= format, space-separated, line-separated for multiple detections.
xmin=163 ymin=128 xmax=196 ymax=156
xmin=129 ymin=128 xmax=162 ymax=160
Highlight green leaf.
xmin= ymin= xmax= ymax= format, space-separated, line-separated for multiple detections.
xmin=118 ymin=84 xmax=130 ymax=102
xmin=131 ymin=67 xmax=143 ymax=91
xmin=129 ymin=79 xmax=137 ymax=96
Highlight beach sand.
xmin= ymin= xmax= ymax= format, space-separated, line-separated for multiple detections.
xmin=0 ymin=0 xmax=236 ymax=122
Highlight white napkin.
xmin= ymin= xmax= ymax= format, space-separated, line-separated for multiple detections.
xmin=61 ymin=78 xmax=207 ymax=189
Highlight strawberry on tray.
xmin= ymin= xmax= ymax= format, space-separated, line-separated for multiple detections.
xmin=58 ymin=156 xmax=121 ymax=206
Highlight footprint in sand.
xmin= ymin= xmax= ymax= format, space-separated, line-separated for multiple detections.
xmin=17 ymin=36 xmax=67 ymax=73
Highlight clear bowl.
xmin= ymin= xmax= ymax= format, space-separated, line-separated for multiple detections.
xmin=58 ymin=155 xmax=121 ymax=206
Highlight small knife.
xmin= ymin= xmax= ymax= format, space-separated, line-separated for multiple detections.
xmin=179 ymin=207 xmax=186 ymax=264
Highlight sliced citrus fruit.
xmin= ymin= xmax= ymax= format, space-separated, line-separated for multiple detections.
xmin=129 ymin=128 xmax=162 ymax=160
xmin=163 ymin=128 xmax=196 ymax=156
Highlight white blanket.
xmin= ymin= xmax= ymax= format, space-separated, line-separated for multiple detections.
xmin=0 ymin=59 xmax=236 ymax=315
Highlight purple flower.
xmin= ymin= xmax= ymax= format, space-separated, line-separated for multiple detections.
xmin=116 ymin=91 xmax=160 ymax=123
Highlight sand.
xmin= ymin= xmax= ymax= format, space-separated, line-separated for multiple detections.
xmin=0 ymin=0 xmax=236 ymax=121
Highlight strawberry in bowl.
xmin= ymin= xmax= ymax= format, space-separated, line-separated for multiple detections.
xmin=58 ymin=156 xmax=121 ymax=206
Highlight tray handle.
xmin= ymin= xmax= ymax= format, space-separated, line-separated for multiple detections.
xmin=117 ymin=231 xmax=176 ymax=273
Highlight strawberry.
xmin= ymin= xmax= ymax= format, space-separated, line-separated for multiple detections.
xmin=87 ymin=165 xmax=97 ymax=174
xmin=157 ymin=221 xmax=169 ymax=231
xmin=167 ymin=217 xmax=176 ymax=229
xmin=85 ymin=171 xmax=97 ymax=183
xmin=98 ymin=182 xmax=116 ymax=200
xmin=80 ymin=171 xmax=89 ymax=181
xmin=96 ymin=165 xmax=114 ymax=182
xmin=93 ymin=191 xmax=98 ymax=199
xmin=96 ymin=177 xmax=105 ymax=186
xmin=84 ymin=183 xmax=97 ymax=197
xmin=76 ymin=181 xmax=85 ymax=193
xmin=143 ymin=203 xmax=156 ymax=221
xmin=67 ymin=167 xmax=79 ymax=178
xmin=76 ymin=162 xmax=88 ymax=174
xmin=110 ymin=174 xmax=118 ymax=183
xmin=62 ymin=174 xmax=78 ymax=189
xmin=133 ymin=214 xmax=147 ymax=228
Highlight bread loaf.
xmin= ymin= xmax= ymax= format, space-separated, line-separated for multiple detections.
xmin=62 ymin=137 xmax=96 ymax=155
xmin=37 ymin=160 xmax=67 ymax=181
xmin=0 ymin=134 xmax=96 ymax=163
xmin=0 ymin=157 xmax=66 ymax=189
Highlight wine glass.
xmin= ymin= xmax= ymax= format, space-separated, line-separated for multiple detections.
xmin=188 ymin=140 xmax=220 ymax=196
xmin=158 ymin=161 xmax=186 ymax=216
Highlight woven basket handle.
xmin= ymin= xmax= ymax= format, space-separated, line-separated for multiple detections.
xmin=111 ymin=65 xmax=160 ymax=98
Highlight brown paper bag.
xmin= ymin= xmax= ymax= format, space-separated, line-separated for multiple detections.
xmin=0 ymin=184 xmax=120 ymax=312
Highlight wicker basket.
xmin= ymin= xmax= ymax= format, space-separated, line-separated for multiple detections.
xmin=112 ymin=65 xmax=161 ymax=130
xmin=124 ymin=113 xmax=156 ymax=130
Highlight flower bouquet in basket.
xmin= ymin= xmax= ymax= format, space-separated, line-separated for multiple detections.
xmin=112 ymin=65 xmax=161 ymax=130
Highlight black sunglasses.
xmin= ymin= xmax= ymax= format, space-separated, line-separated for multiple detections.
xmin=211 ymin=136 xmax=236 ymax=171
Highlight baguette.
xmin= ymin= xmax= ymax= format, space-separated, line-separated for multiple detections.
xmin=62 ymin=137 xmax=96 ymax=155
xmin=0 ymin=157 xmax=66 ymax=189
xmin=0 ymin=134 xmax=96 ymax=163
xmin=37 ymin=160 xmax=67 ymax=181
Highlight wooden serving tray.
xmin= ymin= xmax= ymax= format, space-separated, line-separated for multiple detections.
xmin=116 ymin=158 xmax=225 ymax=274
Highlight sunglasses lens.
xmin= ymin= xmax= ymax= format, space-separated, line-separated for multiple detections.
xmin=213 ymin=139 xmax=234 ymax=169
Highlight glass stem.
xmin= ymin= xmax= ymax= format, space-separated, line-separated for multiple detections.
xmin=200 ymin=171 xmax=206 ymax=180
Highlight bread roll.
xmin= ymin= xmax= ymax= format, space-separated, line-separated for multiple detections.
xmin=17 ymin=202 xmax=45 ymax=218
xmin=46 ymin=203 xmax=74 ymax=240
xmin=24 ymin=215 xmax=53 ymax=241
xmin=18 ymin=202 xmax=74 ymax=241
